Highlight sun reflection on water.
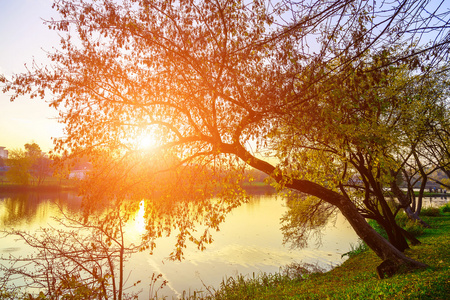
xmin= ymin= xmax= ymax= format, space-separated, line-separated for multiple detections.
xmin=134 ymin=200 xmax=146 ymax=234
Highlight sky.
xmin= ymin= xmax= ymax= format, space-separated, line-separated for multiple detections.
xmin=0 ymin=0 xmax=63 ymax=152
xmin=1 ymin=1 xmax=448 ymax=154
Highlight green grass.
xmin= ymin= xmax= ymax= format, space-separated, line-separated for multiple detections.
xmin=413 ymin=191 xmax=448 ymax=197
xmin=186 ymin=210 xmax=450 ymax=300
xmin=420 ymin=207 xmax=441 ymax=217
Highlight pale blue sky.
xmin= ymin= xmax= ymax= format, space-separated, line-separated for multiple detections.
xmin=0 ymin=0 xmax=62 ymax=152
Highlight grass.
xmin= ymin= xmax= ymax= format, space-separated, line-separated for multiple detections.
xmin=420 ymin=207 xmax=441 ymax=217
xmin=184 ymin=209 xmax=450 ymax=300
xmin=413 ymin=191 xmax=448 ymax=197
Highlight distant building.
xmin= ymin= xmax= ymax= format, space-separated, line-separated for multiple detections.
xmin=69 ymin=161 xmax=92 ymax=180
xmin=69 ymin=169 xmax=89 ymax=180
xmin=0 ymin=147 xmax=8 ymax=159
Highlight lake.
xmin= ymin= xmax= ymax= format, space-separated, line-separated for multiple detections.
xmin=5 ymin=191 xmax=445 ymax=298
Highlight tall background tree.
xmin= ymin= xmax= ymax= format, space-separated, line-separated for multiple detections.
xmin=5 ymin=148 xmax=33 ymax=186
xmin=2 ymin=0 xmax=449 ymax=276
xmin=5 ymin=143 xmax=52 ymax=186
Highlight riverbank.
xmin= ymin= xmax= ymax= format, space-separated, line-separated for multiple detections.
xmin=199 ymin=208 xmax=450 ymax=299
xmin=414 ymin=192 xmax=448 ymax=198
xmin=0 ymin=184 xmax=78 ymax=193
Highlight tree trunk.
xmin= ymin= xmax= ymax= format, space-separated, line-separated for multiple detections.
xmin=230 ymin=144 xmax=428 ymax=277
xmin=374 ymin=190 xmax=411 ymax=252
xmin=376 ymin=217 xmax=410 ymax=252
xmin=390 ymin=177 xmax=431 ymax=228
xmin=330 ymin=192 xmax=428 ymax=277
xmin=398 ymin=226 xmax=421 ymax=246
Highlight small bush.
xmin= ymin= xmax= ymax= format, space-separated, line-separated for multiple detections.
xmin=440 ymin=203 xmax=450 ymax=213
xmin=395 ymin=212 xmax=424 ymax=236
xmin=395 ymin=212 xmax=409 ymax=228
xmin=420 ymin=207 xmax=440 ymax=217
xmin=403 ymin=219 xmax=425 ymax=236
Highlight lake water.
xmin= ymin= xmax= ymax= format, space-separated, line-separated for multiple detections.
xmin=5 ymin=192 xmax=446 ymax=298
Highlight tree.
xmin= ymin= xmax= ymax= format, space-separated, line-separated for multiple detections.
xmin=389 ymin=71 xmax=450 ymax=224
xmin=24 ymin=143 xmax=53 ymax=186
xmin=2 ymin=0 xmax=449 ymax=276
xmin=5 ymin=149 xmax=33 ymax=185
xmin=5 ymin=143 xmax=51 ymax=186
xmin=271 ymin=50 xmax=440 ymax=252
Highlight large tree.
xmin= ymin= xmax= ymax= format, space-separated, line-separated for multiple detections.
xmin=2 ymin=0 xmax=449 ymax=276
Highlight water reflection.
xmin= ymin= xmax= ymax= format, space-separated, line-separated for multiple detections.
xmin=422 ymin=195 xmax=448 ymax=208
xmin=134 ymin=200 xmax=146 ymax=234
xmin=0 ymin=192 xmax=81 ymax=228
xmin=1 ymin=192 xmax=361 ymax=299
xmin=125 ymin=196 xmax=359 ymax=298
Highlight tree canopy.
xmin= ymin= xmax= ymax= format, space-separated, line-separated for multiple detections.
xmin=5 ymin=143 xmax=52 ymax=186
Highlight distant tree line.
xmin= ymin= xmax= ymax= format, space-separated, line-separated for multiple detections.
xmin=2 ymin=143 xmax=52 ymax=186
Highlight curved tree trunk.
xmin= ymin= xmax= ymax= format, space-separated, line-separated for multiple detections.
xmin=390 ymin=176 xmax=431 ymax=228
xmin=333 ymin=193 xmax=427 ymax=278
xmin=375 ymin=217 xmax=410 ymax=252
xmin=375 ymin=194 xmax=411 ymax=252
xmin=288 ymin=179 xmax=428 ymax=277
xmin=230 ymin=144 xmax=428 ymax=277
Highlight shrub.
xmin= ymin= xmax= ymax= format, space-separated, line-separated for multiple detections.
xmin=403 ymin=219 xmax=425 ymax=236
xmin=395 ymin=212 xmax=409 ymax=228
xmin=394 ymin=211 xmax=424 ymax=236
xmin=440 ymin=203 xmax=450 ymax=213
xmin=420 ymin=207 xmax=440 ymax=217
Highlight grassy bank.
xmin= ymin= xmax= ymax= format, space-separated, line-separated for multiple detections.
xmin=193 ymin=207 xmax=450 ymax=299
xmin=413 ymin=191 xmax=449 ymax=197
xmin=0 ymin=184 xmax=78 ymax=193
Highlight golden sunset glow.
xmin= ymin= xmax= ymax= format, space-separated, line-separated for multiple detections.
xmin=127 ymin=133 xmax=159 ymax=151
xmin=137 ymin=135 xmax=157 ymax=150
xmin=134 ymin=200 xmax=146 ymax=234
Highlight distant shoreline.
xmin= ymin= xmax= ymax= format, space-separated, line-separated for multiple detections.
xmin=0 ymin=185 xmax=78 ymax=193
xmin=413 ymin=191 xmax=448 ymax=197
xmin=241 ymin=183 xmax=276 ymax=194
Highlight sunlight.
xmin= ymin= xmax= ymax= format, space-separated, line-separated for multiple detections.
xmin=125 ymin=131 xmax=159 ymax=152
xmin=134 ymin=200 xmax=146 ymax=234
xmin=137 ymin=134 xmax=157 ymax=151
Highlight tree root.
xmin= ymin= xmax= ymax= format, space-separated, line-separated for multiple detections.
xmin=376 ymin=259 xmax=428 ymax=279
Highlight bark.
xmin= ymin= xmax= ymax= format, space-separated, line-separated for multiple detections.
xmin=375 ymin=192 xmax=410 ymax=252
xmin=332 ymin=193 xmax=427 ymax=275
xmin=353 ymin=161 xmax=411 ymax=252
xmin=376 ymin=217 xmax=410 ymax=252
xmin=228 ymin=143 xmax=428 ymax=276
xmin=412 ymin=151 xmax=428 ymax=217
xmin=390 ymin=176 xmax=431 ymax=228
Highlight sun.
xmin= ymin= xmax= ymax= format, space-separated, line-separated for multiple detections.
xmin=126 ymin=132 xmax=158 ymax=151
xmin=137 ymin=135 xmax=157 ymax=150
